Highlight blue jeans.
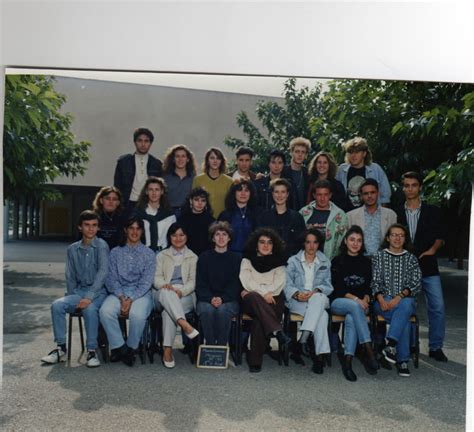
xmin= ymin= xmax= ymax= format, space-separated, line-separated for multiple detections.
xmin=99 ymin=294 xmax=153 ymax=350
xmin=374 ymin=296 xmax=416 ymax=362
xmin=197 ymin=301 xmax=239 ymax=345
xmin=331 ymin=298 xmax=371 ymax=356
xmin=422 ymin=275 xmax=445 ymax=350
xmin=51 ymin=292 xmax=106 ymax=350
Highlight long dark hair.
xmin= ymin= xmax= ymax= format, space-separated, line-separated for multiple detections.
xmin=180 ymin=187 xmax=213 ymax=217
xmin=92 ymin=186 xmax=123 ymax=214
xmin=162 ymin=144 xmax=197 ymax=176
xmin=136 ymin=177 xmax=171 ymax=211
xmin=244 ymin=227 xmax=285 ymax=260
xmin=224 ymin=179 xmax=257 ymax=211
xmin=166 ymin=222 xmax=188 ymax=249
xmin=298 ymin=227 xmax=325 ymax=251
xmin=203 ymin=147 xmax=227 ymax=175
xmin=338 ymin=225 xmax=366 ymax=256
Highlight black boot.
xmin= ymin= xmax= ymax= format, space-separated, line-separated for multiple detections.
xmin=110 ymin=344 xmax=127 ymax=362
xmin=312 ymin=355 xmax=324 ymax=374
xmin=363 ymin=342 xmax=379 ymax=375
xmin=121 ymin=346 xmax=136 ymax=367
xmin=342 ymin=355 xmax=357 ymax=382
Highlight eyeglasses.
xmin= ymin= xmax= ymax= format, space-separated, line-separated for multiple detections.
xmin=389 ymin=233 xmax=405 ymax=238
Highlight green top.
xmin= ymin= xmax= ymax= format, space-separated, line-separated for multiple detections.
xmin=192 ymin=173 xmax=233 ymax=218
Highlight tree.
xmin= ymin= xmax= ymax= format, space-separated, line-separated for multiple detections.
xmin=3 ymin=75 xmax=91 ymax=201
xmin=224 ymin=78 xmax=324 ymax=170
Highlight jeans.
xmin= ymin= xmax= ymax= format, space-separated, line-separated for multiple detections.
xmin=51 ymin=292 xmax=106 ymax=350
xmin=331 ymin=298 xmax=371 ymax=356
xmin=197 ymin=301 xmax=239 ymax=345
xmin=422 ymin=275 xmax=445 ymax=350
xmin=99 ymin=293 xmax=153 ymax=350
xmin=374 ymin=296 xmax=416 ymax=362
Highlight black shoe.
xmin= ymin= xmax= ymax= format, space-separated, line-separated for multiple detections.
xmin=121 ymin=347 xmax=136 ymax=367
xmin=397 ymin=362 xmax=411 ymax=377
xmin=249 ymin=365 xmax=262 ymax=373
xmin=275 ymin=331 xmax=291 ymax=348
xmin=110 ymin=345 xmax=127 ymax=362
xmin=290 ymin=353 xmax=305 ymax=365
xmin=429 ymin=349 xmax=448 ymax=362
xmin=382 ymin=345 xmax=397 ymax=364
xmin=299 ymin=341 xmax=311 ymax=357
xmin=312 ymin=357 xmax=324 ymax=375
xmin=378 ymin=355 xmax=393 ymax=371
xmin=342 ymin=355 xmax=357 ymax=382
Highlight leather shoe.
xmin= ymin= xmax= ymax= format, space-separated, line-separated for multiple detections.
xmin=249 ymin=365 xmax=262 ymax=373
xmin=312 ymin=358 xmax=324 ymax=374
xmin=121 ymin=347 xmax=136 ymax=367
xmin=429 ymin=349 xmax=448 ymax=362
xmin=162 ymin=357 xmax=176 ymax=369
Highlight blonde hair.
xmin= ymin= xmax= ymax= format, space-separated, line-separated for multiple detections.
xmin=343 ymin=137 xmax=373 ymax=165
xmin=289 ymin=137 xmax=311 ymax=153
xmin=308 ymin=151 xmax=338 ymax=180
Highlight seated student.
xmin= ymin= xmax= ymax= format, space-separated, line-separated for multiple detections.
xmin=239 ymin=228 xmax=291 ymax=373
xmin=254 ymin=149 xmax=286 ymax=210
xmin=41 ymin=210 xmax=109 ymax=367
xmin=178 ymin=187 xmax=215 ymax=256
xmin=307 ymin=151 xmax=350 ymax=211
xmin=153 ymin=223 xmax=200 ymax=369
xmin=330 ymin=225 xmax=378 ymax=382
xmin=132 ymin=176 xmax=176 ymax=253
xmin=257 ymin=178 xmax=306 ymax=259
xmin=92 ymin=186 xmax=125 ymax=250
xmin=285 ymin=228 xmax=333 ymax=374
xmin=192 ymin=147 xmax=233 ymax=218
xmin=228 ymin=146 xmax=257 ymax=181
xmin=162 ymin=144 xmax=197 ymax=217
xmin=218 ymin=179 xmax=258 ymax=253
xmin=100 ymin=217 xmax=156 ymax=366
xmin=372 ymin=223 xmax=422 ymax=378
xmin=195 ymin=221 xmax=241 ymax=346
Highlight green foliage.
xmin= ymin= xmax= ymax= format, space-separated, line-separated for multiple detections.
xmin=3 ymin=75 xmax=91 ymax=201
xmin=224 ymin=78 xmax=324 ymax=170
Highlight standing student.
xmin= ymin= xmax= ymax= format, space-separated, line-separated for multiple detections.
xmin=396 ymin=171 xmax=447 ymax=362
xmin=228 ymin=146 xmax=257 ymax=181
xmin=192 ymin=147 xmax=233 ymax=218
xmin=41 ymin=211 xmax=109 ymax=368
xmin=162 ymin=144 xmax=197 ymax=217
xmin=254 ymin=149 xmax=286 ymax=210
xmin=132 ymin=177 xmax=176 ymax=253
xmin=114 ymin=127 xmax=162 ymax=211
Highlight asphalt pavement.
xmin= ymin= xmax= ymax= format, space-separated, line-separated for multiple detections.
xmin=1 ymin=240 xmax=468 ymax=431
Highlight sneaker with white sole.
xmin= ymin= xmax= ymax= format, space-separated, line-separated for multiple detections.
xmin=397 ymin=362 xmax=410 ymax=377
xmin=382 ymin=345 xmax=397 ymax=364
xmin=41 ymin=348 xmax=66 ymax=364
xmin=86 ymin=351 xmax=101 ymax=368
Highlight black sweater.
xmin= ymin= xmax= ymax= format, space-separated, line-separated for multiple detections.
xmin=178 ymin=211 xmax=215 ymax=256
xmin=195 ymin=249 xmax=242 ymax=303
xmin=330 ymin=254 xmax=372 ymax=301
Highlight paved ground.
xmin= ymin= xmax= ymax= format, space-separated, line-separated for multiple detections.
xmin=1 ymin=240 xmax=468 ymax=431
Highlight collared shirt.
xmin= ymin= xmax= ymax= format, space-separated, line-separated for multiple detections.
xmin=364 ymin=205 xmax=382 ymax=256
xmin=105 ymin=242 xmax=156 ymax=300
xmin=130 ymin=153 xmax=149 ymax=202
xmin=65 ymin=237 xmax=109 ymax=300
xmin=404 ymin=202 xmax=421 ymax=243
xmin=164 ymin=171 xmax=194 ymax=208
xmin=300 ymin=253 xmax=318 ymax=291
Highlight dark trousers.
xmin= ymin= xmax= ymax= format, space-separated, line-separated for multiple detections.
xmin=242 ymin=292 xmax=285 ymax=367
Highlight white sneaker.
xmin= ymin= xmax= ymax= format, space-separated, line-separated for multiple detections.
xmin=86 ymin=351 xmax=101 ymax=368
xmin=41 ymin=348 xmax=66 ymax=364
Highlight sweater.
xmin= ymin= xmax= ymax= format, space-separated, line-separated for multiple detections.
xmin=178 ymin=211 xmax=215 ymax=256
xmin=97 ymin=212 xmax=125 ymax=250
xmin=330 ymin=254 xmax=372 ymax=301
xmin=239 ymin=258 xmax=286 ymax=296
xmin=192 ymin=173 xmax=233 ymax=218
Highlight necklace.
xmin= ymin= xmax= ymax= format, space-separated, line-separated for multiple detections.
xmin=239 ymin=206 xmax=247 ymax=219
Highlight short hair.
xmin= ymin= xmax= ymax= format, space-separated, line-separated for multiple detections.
xmin=309 ymin=179 xmax=332 ymax=197
xmin=203 ymin=147 xmax=227 ymax=175
xmin=381 ymin=223 xmax=414 ymax=253
xmin=299 ymin=227 xmax=325 ymax=250
xmin=270 ymin=178 xmax=291 ymax=193
xmin=244 ymin=227 xmax=286 ymax=260
xmin=289 ymin=137 xmax=311 ymax=153
xmin=121 ymin=216 xmax=145 ymax=246
xmin=268 ymin=149 xmax=286 ymax=165
xmin=77 ymin=210 xmax=99 ymax=226
xmin=162 ymin=144 xmax=197 ymax=176
xmin=208 ymin=221 xmax=233 ymax=243
xmin=166 ymin=222 xmax=188 ymax=248
xmin=224 ymin=179 xmax=257 ymax=211
xmin=235 ymin=146 xmax=254 ymax=158
xmin=308 ymin=151 xmax=338 ymax=180
xmin=343 ymin=137 xmax=373 ymax=165
xmin=136 ymin=176 xmax=170 ymax=211
xmin=402 ymin=171 xmax=424 ymax=186
xmin=133 ymin=128 xmax=154 ymax=144
xmin=359 ymin=178 xmax=379 ymax=193
xmin=338 ymin=225 xmax=366 ymax=256
xmin=92 ymin=186 xmax=123 ymax=214
xmin=180 ymin=186 xmax=213 ymax=217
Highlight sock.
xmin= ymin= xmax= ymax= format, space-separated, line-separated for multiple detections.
xmin=58 ymin=343 xmax=67 ymax=353
xmin=299 ymin=330 xmax=311 ymax=344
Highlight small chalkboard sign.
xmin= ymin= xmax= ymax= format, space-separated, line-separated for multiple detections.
xmin=196 ymin=345 xmax=229 ymax=369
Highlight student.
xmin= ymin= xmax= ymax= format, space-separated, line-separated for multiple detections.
xmin=336 ymin=137 xmax=391 ymax=210
xmin=92 ymin=186 xmax=125 ymax=250
xmin=114 ymin=127 xmax=162 ymax=211
xmin=195 ymin=221 xmax=241 ymax=346
xmin=372 ymin=224 xmax=422 ymax=377
xmin=100 ymin=217 xmax=156 ymax=366
xmin=257 ymin=178 xmax=306 ymax=258
xmin=254 ymin=149 xmax=286 ymax=210
xmin=228 ymin=146 xmax=257 ymax=181
xmin=41 ymin=210 xmax=109 ymax=367
xmin=396 ymin=171 xmax=447 ymax=362
xmin=282 ymin=137 xmax=311 ymax=210
xmin=192 ymin=147 xmax=233 ymax=218
xmin=132 ymin=177 xmax=176 ymax=253
xmin=218 ymin=179 xmax=258 ymax=253
xmin=162 ymin=144 xmax=197 ymax=217
xmin=178 ymin=187 xmax=215 ymax=256
xmin=300 ymin=180 xmax=348 ymax=260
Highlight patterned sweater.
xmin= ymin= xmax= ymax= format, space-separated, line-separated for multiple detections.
xmin=371 ymin=249 xmax=421 ymax=297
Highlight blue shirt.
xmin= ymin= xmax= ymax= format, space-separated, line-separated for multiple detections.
xmin=364 ymin=206 xmax=382 ymax=256
xmin=65 ymin=237 xmax=109 ymax=300
xmin=106 ymin=242 xmax=156 ymax=300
